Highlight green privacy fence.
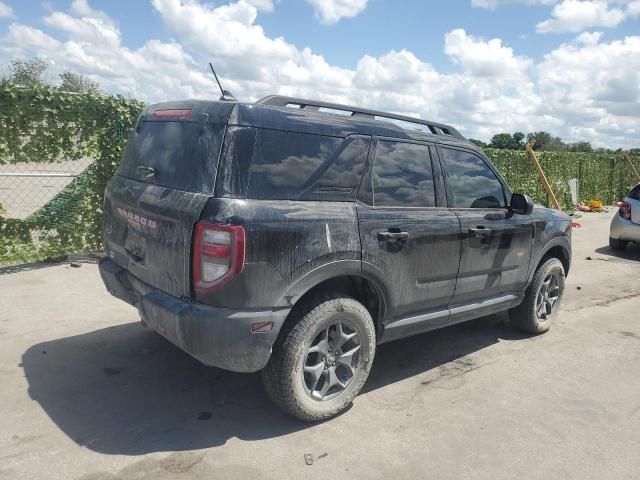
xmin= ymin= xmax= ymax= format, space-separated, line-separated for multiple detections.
xmin=0 ymin=81 xmax=144 ymax=266
xmin=486 ymin=149 xmax=640 ymax=212
xmin=1 ymin=82 xmax=639 ymax=266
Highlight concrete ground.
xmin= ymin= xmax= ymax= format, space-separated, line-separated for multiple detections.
xmin=1 ymin=210 xmax=639 ymax=480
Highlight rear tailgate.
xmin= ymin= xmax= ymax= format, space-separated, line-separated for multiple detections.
xmin=102 ymin=101 xmax=235 ymax=298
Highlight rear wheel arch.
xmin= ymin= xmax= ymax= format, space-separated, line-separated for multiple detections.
xmin=275 ymin=269 xmax=391 ymax=347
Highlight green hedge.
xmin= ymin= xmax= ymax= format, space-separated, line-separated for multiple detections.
xmin=1 ymin=82 xmax=639 ymax=266
xmin=0 ymin=81 xmax=144 ymax=266
xmin=486 ymin=148 xmax=640 ymax=211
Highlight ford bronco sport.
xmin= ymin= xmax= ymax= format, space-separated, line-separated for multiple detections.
xmin=99 ymin=95 xmax=571 ymax=421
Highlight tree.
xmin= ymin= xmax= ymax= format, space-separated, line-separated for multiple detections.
xmin=488 ymin=132 xmax=525 ymax=150
xmin=469 ymin=138 xmax=488 ymax=148
xmin=568 ymin=141 xmax=592 ymax=152
xmin=526 ymin=131 xmax=567 ymax=151
xmin=490 ymin=133 xmax=516 ymax=149
xmin=513 ymin=131 xmax=525 ymax=148
xmin=59 ymin=71 xmax=101 ymax=94
xmin=10 ymin=57 xmax=48 ymax=85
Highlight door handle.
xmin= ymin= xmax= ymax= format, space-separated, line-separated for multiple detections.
xmin=469 ymin=226 xmax=491 ymax=238
xmin=378 ymin=231 xmax=409 ymax=243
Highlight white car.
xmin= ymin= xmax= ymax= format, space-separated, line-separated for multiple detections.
xmin=610 ymin=184 xmax=640 ymax=250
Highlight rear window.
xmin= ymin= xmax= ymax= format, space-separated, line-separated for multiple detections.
xmin=243 ymin=129 xmax=368 ymax=200
xmin=629 ymin=184 xmax=640 ymax=201
xmin=118 ymin=119 xmax=224 ymax=193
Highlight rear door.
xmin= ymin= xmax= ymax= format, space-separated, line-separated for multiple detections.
xmin=357 ymin=138 xmax=461 ymax=321
xmin=437 ymin=146 xmax=533 ymax=306
xmin=102 ymin=101 xmax=234 ymax=298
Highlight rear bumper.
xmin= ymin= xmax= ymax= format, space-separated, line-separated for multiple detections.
xmin=610 ymin=214 xmax=640 ymax=242
xmin=99 ymin=258 xmax=289 ymax=373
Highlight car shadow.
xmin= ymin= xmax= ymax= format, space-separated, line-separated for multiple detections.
xmin=0 ymin=254 xmax=99 ymax=276
xmin=594 ymin=243 xmax=640 ymax=261
xmin=22 ymin=315 xmax=525 ymax=455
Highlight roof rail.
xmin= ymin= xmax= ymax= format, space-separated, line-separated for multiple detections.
xmin=256 ymin=95 xmax=465 ymax=140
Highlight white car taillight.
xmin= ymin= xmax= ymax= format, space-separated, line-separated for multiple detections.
xmin=193 ymin=223 xmax=245 ymax=292
xmin=619 ymin=201 xmax=632 ymax=220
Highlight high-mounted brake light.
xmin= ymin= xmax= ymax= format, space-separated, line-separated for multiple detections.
xmin=152 ymin=109 xmax=192 ymax=119
xmin=193 ymin=223 xmax=245 ymax=292
xmin=619 ymin=201 xmax=632 ymax=220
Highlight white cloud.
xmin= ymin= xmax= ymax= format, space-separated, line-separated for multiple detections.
xmin=627 ymin=0 xmax=640 ymax=15
xmin=537 ymin=34 xmax=640 ymax=144
xmin=575 ymin=30 xmax=603 ymax=45
xmin=305 ymin=0 xmax=368 ymax=24
xmin=475 ymin=0 xmax=640 ymax=31
xmin=444 ymin=29 xmax=532 ymax=78
xmin=537 ymin=0 xmax=626 ymax=33
xmin=243 ymin=0 xmax=274 ymax=12
xmin=1 ymin=0 xmax=639 ymax=148
xmin=0 ymin=1 xmax=13 ymax=18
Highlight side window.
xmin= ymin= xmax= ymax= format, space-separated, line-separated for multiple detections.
xmin=246 ymin=130 xmax=342 ymax=200
xmin=372 ymin=141 xmax=435 ymax=207
xmin=441 ymin=148 xmax=505 ymax=208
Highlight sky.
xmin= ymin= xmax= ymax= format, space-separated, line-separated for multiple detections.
xmin=0 ymin=0 xmax=639 ymax=148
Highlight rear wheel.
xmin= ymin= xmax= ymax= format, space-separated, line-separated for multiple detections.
xmin=510 ymin=257 xmax=565 ymax=334
xmin=609 ymin=236 xmax=628 ymax=251
xmin=261 ymin=294 xmax=376 ymax=421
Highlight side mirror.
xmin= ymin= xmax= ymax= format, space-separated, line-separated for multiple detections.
xmin=510 ymin=193 xmax=534 ymax=215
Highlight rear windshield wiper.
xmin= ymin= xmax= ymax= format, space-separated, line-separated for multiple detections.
xmin=136 ymin=165 xmax=156 ymax=183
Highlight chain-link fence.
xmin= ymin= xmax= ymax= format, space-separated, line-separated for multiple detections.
xmin=0 ymin=158 xmax=93 ymax=220
xmin=0 ymin=81 xmax=144 ymax=267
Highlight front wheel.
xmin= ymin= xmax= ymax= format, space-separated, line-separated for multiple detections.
xmin=510 ymin=257 xmax=565 ymax=334
xmin=261 ymin=294 xmax=376 ymax=421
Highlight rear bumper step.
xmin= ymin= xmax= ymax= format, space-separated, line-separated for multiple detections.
xmin=99 ymin=258 xmax=289 ymax=373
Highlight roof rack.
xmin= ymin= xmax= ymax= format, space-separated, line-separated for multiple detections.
xmin=256 ymin=95 xmax=465 ymax=140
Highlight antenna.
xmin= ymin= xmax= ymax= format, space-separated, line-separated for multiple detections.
xmin=209 ymin=63 xmax=237 ymax=102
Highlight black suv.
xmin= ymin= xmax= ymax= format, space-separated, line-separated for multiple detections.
xmin=99 ymin=95 xmax=571 ymax=421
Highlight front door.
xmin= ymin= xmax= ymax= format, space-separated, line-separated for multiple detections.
xmin=357 ymin=139 xmax=461 ymax=321
xmin=437 ymin=146 xmax=533 ymax=306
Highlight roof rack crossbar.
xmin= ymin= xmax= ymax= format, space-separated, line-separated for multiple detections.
xmin=256 ymin=95 xmax=465 ymax=140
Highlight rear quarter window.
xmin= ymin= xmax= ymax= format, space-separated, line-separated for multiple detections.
xmin=244 ymin=129 xmax=368 ymax=201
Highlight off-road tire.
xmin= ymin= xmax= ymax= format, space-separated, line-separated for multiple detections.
xmin=510 ymin=257 xmax=565 ymax=335
xmin=261 ymin=293 xmax=376 ymax=421
xmin=609 ymin=236 xmax=628 ymax=251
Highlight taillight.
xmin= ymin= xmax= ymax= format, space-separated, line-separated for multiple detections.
xmin=152 ymin=109 xmax=192 ymax=119
xmin=193 ymin=223 xmax=245 ymax=292
xmin=619 ymin=201 xmax=632 ymax=220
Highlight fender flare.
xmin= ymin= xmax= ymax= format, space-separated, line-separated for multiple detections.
xmin=274 ymin=260 xmax=394 ymax=324
xmin=527 ymin=236 xmax=571 ymax=284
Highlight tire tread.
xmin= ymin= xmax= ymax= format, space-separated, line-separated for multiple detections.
xmin=262 ymin=292 xmax=375 ymax=421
